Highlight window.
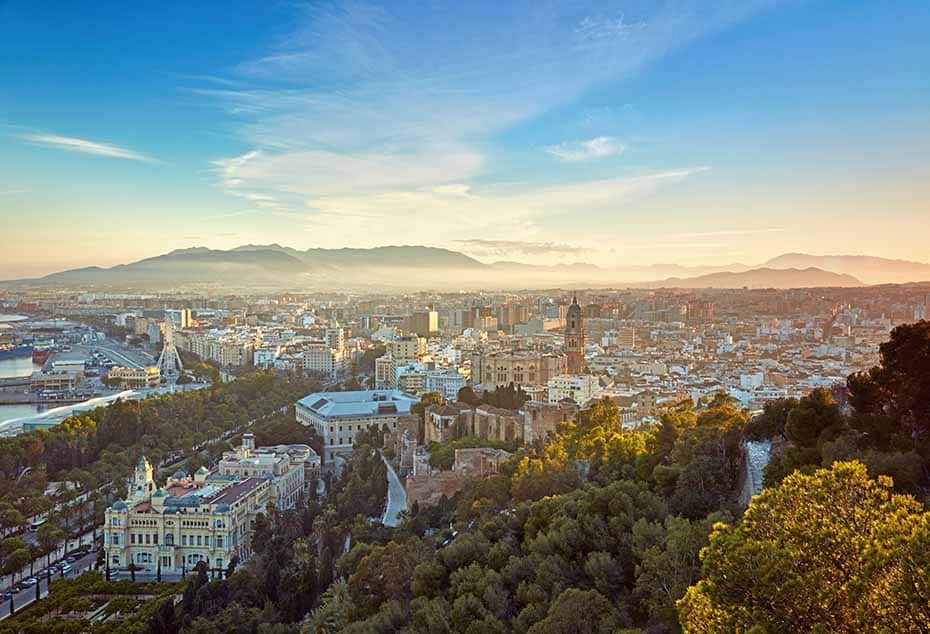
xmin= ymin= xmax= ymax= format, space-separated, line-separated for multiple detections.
xmin=145 ymin=534 xmax=150 ymax=545
xmin=166 ymin=534 xmax=174 ymax=545
xmin=153 ymin=534 xmax=159 ymax=545
xmin=111 ymin=533 xmax=120 ymax=545
xmin=182 ymin=535 xmax=188 ymax=546
xmin=196 ymin=535 xmax=202 ymax=546
xmin=205 ymin=536 xmax=210 ymax=547
xmin=216 ymin=535 xmax=224 ymax=547
xmin=130 ymin=534 xmax=136 ymax=545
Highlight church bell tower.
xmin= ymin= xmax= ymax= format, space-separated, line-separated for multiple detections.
xmin=565 ymin=294 xmax=585 ymax=374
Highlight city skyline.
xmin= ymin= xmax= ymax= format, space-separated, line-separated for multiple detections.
xmin=3 ymin=0 xmax=930 ymax=278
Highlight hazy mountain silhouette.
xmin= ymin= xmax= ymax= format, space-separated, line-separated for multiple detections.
xmin=644 ymin=267 xmax=863 ymax=289
xmin=5 ymin=246 xmax=919 ymax=290
xmin=763 ymin=253 xmax=930 ymax=284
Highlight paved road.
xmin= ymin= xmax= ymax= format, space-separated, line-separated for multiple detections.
xmin=0 ymin=549 xmax=98 ymax=619
xmin=381 ymin=453 xmax=406 ymax=528
xmin=94 ymin=341 xmax=148 ymax=370
xmin=1 ymin=530 xmax=97 ymax=592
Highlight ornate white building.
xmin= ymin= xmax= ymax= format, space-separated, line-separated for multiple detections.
xmin=104 ymin=437 xmax=320 ymax=577
xmin=105 ymin=457 xmax=272 ymax=575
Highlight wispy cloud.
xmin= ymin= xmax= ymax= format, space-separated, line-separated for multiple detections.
xmin=22 ymin=133 xmax=157 ymax=163
xmin=673 ymin=228 xmax=784 ymax=238
xmin=295 ymin=167 xmax=711 ymax=249
xmin=196 ymin=1 xmax=769 ymax=245
xmin=0 ymin=187 xmax=29 ymax=195
xmin=454 ymin=239 xmax=584 ymax=258
xmin=545 ymin=136 xmax=624 ymax=161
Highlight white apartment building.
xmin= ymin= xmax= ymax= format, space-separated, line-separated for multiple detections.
xmin=425 ymin=370 xmax=466 ymax=401
xmin=547 ymin=374 xmax=598 ymax=406
xmin=325 ymin=324 xmax=345 ymax=352
xmin=388 ymin=336 xmax=426 ymax=363
xmin=394 ymin=363 xmax=427 ymax=395
xmin=302 ymin=343 xmax=347 ymax=379
xmin=296 ymin=390 xmax=419 ymax=462
xmin=254 ymin=345 xmax=282 ymax=368
xmin=165 ymin=309 xmax=193 ymax=330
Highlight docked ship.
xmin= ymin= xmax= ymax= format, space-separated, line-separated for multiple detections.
xmin=0 ymin=343 xmax=34 ymax=359
xmin=32 ymin=347 xmax=53 ymax=364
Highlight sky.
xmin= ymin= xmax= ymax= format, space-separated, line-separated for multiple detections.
xmin=1 ymin=0 xmax=929 ymax=279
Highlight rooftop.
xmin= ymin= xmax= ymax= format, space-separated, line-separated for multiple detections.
xmin=206 ymin=477 xmax=267 ymax=505
xmin=297 ymin=389 xmax=418 ymax=419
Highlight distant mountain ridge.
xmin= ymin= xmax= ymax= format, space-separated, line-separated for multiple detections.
xmin=763 ymin=253 xmax=930 ymax=284
xmin=3 ymin=245 xmax=924 ymax=289
xmin=644 ymin=267 xmax=863 ymax=289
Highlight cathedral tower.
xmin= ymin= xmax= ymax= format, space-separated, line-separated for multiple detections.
xmin=565 ymin=294 xmax=585 ymax=374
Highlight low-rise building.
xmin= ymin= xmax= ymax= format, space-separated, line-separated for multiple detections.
xmin=547 ymin=374 xmax=597 ymax=406
xmin=296 ymin=390 xmax=419 ymax=462
xmin=425 ymin=370 xmax=466 ymax=401
xmin=107 ymin=366 xmax=161 ymax=389
xmin=31 ymin=369 xmax=83 ymax=392
xmin=216 ymin=433 xmax=319 ymax=509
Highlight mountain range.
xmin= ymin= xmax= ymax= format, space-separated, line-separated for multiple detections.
xmin=4 ymin=245 xmax=929 ymax=290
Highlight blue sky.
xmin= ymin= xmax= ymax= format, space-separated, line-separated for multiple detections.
xmin=2 ymin=0 xmax=929 ymax=278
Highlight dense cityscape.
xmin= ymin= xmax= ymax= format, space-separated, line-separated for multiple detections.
xmin=4 ymin=1 xmax=930 ymax=632
xmin=0 ymin=275 xmax=928 ymax=631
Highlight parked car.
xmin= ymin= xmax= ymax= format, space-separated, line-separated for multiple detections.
xmin=21 ymin=578 xmax=38 ymax=587
xmin=48 ymin=565 xmax=60 ymax=574
xmin=10 ymin=586 xmax=21 ymax=594
xmin=61 ymin=563 xmax=73 ymax=574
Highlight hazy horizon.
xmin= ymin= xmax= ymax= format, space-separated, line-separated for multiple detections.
xmin=3 ymin=1 xmax=930 ymax=279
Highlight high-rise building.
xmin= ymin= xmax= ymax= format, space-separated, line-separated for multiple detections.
xmin=388 ymin=335 xmax=426 ymax=363
xmin=165 ymin=308 xmax=193 ymax=330
xmin=325 ymin=323 xmax=345 ymax=352
xmin=405 ymin=309 xmax=438 ymax=338
xmin=565 ymin=295 xmax=585 ymax=374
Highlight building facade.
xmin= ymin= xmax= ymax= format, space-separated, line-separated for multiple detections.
xmin=104 ymin=458 xmax=272 ymax=576
xmin=107 ymin=366 xmax=161 ymax=389
xmin=296 ymin=390 xmax=419 ymax=462
xmin=547 ymin=374 xmax=597 ymax=406
xmin=470 ymin=350 xmax=566 ymax=389
xmin=216 ymin=433 xmax=319 ymax=509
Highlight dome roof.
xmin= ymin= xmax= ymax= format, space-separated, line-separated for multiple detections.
xmin=172 ymin=469 xmax=188 ymax=479
xmin=195 ymin=466 xmax=209 ymax=475
xmin=112 ymin=500 xmax=127 ymax=511
xmin=137 ymin=456 xmax=149 ymax=469
xmin=153 ymin=488 xmax=168 ymax=498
